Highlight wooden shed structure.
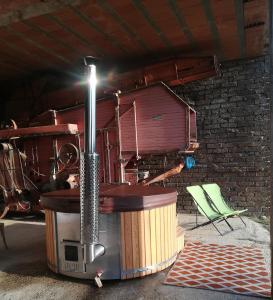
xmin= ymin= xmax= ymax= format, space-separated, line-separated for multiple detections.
xmin=0 ymin=0 xmax=271 ymax=298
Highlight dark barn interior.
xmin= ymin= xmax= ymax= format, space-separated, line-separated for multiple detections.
xmin=0 ymin=0 xmax=270 ymax=215
xmin=0 ymin=1 xmax=271 ymax=299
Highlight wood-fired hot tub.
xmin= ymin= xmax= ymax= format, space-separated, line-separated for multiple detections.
xmin=41 ymin=184 xmax=184 ymax=280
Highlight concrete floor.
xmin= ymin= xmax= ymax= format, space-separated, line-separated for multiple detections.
xmin=0 ymin=214 xmax=270 ymax=300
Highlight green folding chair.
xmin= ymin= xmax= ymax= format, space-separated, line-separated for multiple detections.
xmin=202 ymin=183 xmax=247 ymax=227
xmin=186 ymin=185 xmax=233 ymax=235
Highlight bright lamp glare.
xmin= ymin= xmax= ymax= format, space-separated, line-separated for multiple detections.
xmin=89 ymin=71 xmax=97 ymax=86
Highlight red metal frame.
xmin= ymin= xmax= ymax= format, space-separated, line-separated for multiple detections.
xmin=0 ymin=82 xmax=198 ymax=216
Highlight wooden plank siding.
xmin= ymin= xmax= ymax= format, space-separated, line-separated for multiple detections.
xmin=0 ymin=0 xmax=268 ymax=80
xmin=45 ymin=209 xmax=57 ymax=272
xmin=120 ymin=203 xmax=177 ymax=279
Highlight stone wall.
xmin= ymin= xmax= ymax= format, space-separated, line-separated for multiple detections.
xmin=140 ymin=55 xmax=271 ymax=217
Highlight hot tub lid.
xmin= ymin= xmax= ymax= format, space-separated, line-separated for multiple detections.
xmin=40 ymin=184 xmax=177 ymax=213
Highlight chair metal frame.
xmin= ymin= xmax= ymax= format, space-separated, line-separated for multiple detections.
xmin=192 ymin=198 xmax=234 ymax=236
xmin=202 ymin=185 xmax=247 ymax=228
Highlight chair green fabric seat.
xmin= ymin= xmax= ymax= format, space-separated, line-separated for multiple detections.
xmin=202 ymin=183 xmax=247 ymax=226
xmin=186 ymin=185 xmax=234 ymax=235
xmin=186 ymin=186 xmax=220 ymax=220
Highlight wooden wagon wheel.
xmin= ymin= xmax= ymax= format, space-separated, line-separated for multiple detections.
xmin=58 ymin=143 xmax=79 ymax=167
xmin=55 ymin=143 xmax=80 ymax=175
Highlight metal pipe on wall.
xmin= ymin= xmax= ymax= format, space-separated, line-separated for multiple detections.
xmin=80 ymin=57 xmax=104 ymax=264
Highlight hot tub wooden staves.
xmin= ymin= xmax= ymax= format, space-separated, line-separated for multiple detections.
xmin=41 ymin=185 xmax=184 ymax=280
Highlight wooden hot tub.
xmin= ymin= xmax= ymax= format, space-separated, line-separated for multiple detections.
xmin=41 ymin=184 xmax=184 ymax=280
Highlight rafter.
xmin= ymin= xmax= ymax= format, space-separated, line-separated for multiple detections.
xmin=44 ymin=14 xmax=105 ymax=57
xmin=4 ymin=26 xmax=70 ymax=64
xmin=96 ymin=0 xmax=150 ymax=53
xmin=201 ymin=0 xmax=224 ymax=60
xmin=69 ymin=5 xmax=129 ymax=55
xmin=131 ymin=0 xmax=173 ymax=50
xmin=167 ymin=0 xmax=198 ymax=52
xmin=0 ymin=35 xmax=55 ymax=69
xmin=22 ymin=19 xmax=82 ymax=58
xmin=234 ymin=0 xmax=246 ymax=58
xmin=0 ymin=0 xmax=88 ymax=27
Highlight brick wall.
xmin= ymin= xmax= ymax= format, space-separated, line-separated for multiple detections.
xmin=140 ymin=56 xmax=271 ymax=217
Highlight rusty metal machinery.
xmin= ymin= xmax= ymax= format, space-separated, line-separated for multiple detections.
xmin=58 ymin=143 xmax=79 ymax=168
xmin=0 ymin=80 xmax=199 ymax=218
xmin=104 ymin=55 xmax=220 ymax=92
xmin=0 ymin=56 xmax=211 ymax=217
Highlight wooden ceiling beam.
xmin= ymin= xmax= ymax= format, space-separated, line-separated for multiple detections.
xmin=0 ymin=45 xmax=35 ymax=71
xmin=131 ymin=0 xmax=173 ymax=50
xmin=0 ymin=35 xmax=55 ymax=70
xmin=44 ymin=14 xmax=105 ymax=58
xmin=4 ymin=26 xmax=71 ymax=65
xmin=201 ymin=0 xmax=224 ymax=60
xmin=96 ymin=0 xmax=150 ymax=53
xmin=0 ymin=0 xmax=88 ymax=27
xmin=0 ymin=60 xmax=29 ymax=76
xmin=69 ymin=5 xmax=129 ymax=55
xmin=244 ymin=0 xmax=268 ymax=57
xmin=167 ymin=0 xmax=198 ymax=52
xmin=22 ymin=19 xmax=82 ymax=59
xmin=234 ymin=0 xmax=246 ymax=58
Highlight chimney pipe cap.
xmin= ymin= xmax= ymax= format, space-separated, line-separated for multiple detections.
xmin=84 ymin=56 xmax=99 ymax=66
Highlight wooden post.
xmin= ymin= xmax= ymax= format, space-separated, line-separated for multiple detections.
xmin=269 ymin=1 xmax=273 ymax=299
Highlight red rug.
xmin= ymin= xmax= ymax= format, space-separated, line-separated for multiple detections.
xmin=165 ymin=241 xmax=271 ymax=298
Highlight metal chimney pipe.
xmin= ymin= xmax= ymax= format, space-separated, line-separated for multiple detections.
xmin=84 ymin=62 xmax=96 ymax=154
xmin=80 ymin=57 xmax=104 ymax=264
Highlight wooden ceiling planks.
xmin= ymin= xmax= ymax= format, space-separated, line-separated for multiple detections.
xmin=0 ymin=0 xmax=88 ymax=26
xmin=167 ymin=0 xmax=199 ymax=52
xmin=210 ymin=0 xmax=241 ymax=60
xmin=131 ymin=0 xmax=174 ymax=50
xmin=36 ymin=14 xmax=96 ymax=59
xmin=68 ymin=5 xmax=129 ymax=57
xmin=176 ymin=1 xmax=215 ymax=57
xmin=95 ymin=0 xmax=151 ymax=54
xmin=141 ymin=0 xmax=190 ymax=53
xmin=46 ymin=11 xmax=107 ymax=58
xmin=0 ymin=0 xmax=40 ymax=16
xmin=201 ymin=0 xmax=224 ymax=59
xmin=244 ymin=0 xmax=268 ymax=58
xmin=0 ymin=38 xmax=35 ymax=74
xmin=0 ymin=27 xmax=59 ymax=72
xmin=108 ymin=1 xmax=169 ymax=55
xmin=79 ymin=2 xmax=143 ymax=57
xmin=22 ymin=18 xmax=83 ymax=61
xmin=0 ymin=0 xmax=269 ymax=81
xmin=0 ymin=61 xmax=28 ymax=78
xmin=3 ymin=25 xmax=68 ymax=69
xmin=8 ymin=22 xmax=72 ymax=65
